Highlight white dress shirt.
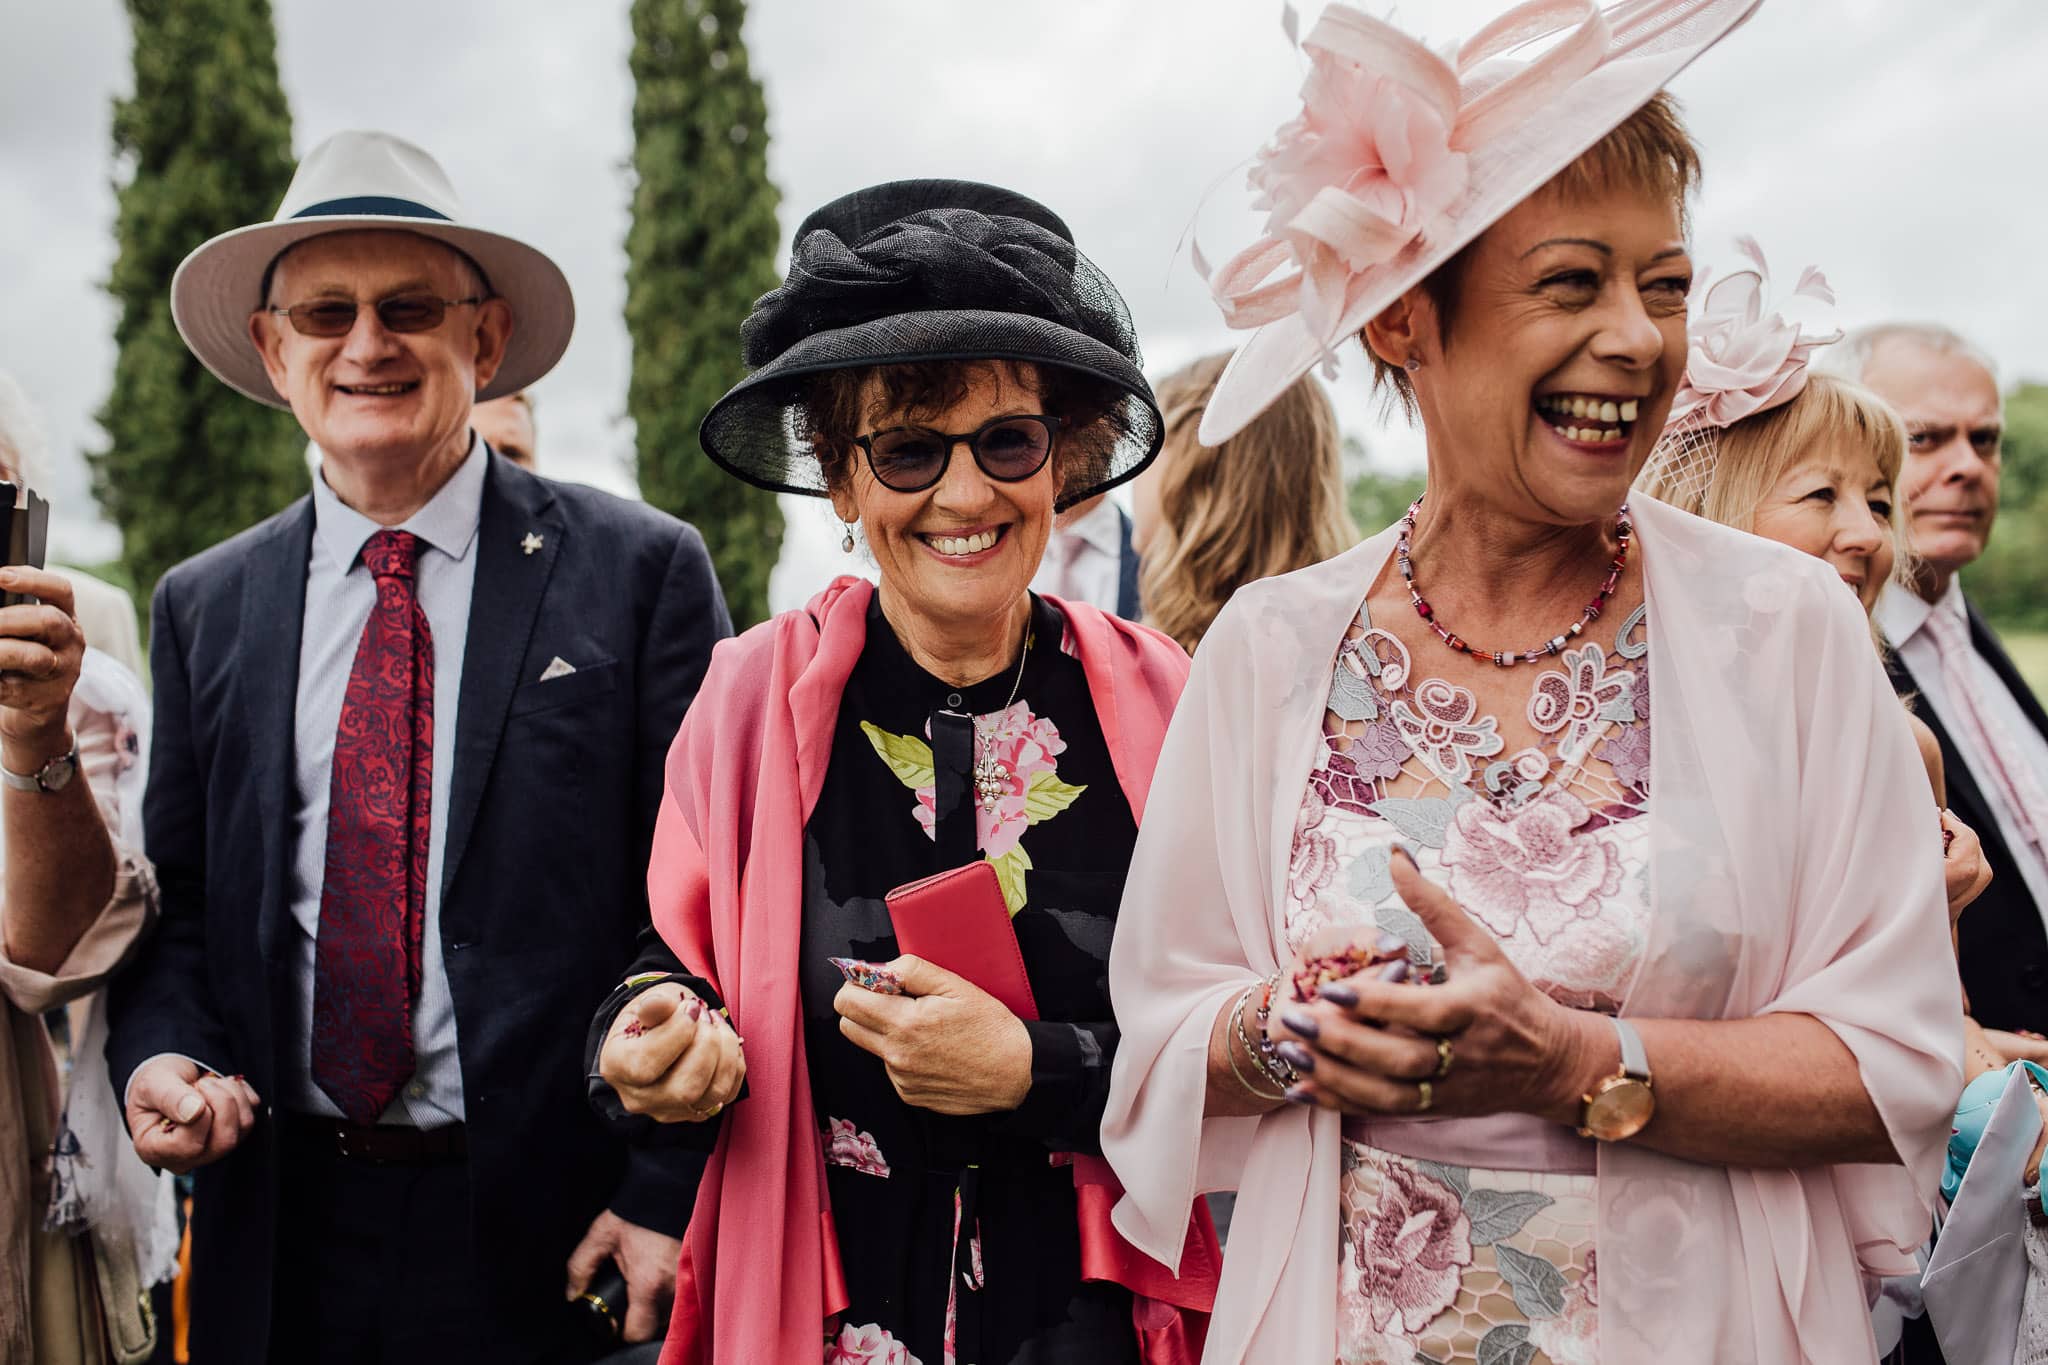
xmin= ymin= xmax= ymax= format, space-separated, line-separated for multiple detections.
xmin=1877 ymin=578 xmax=2048 ymax=924
xmin=280 ymin=439 xmax=485 ymax=1126
xmin=1030 ymin=498 xmax=1127 ymax=615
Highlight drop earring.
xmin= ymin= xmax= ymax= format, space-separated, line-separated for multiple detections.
xmin=841 ymin=523 xmax=857 ymax=554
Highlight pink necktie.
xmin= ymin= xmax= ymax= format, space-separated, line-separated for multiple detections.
xmin=1924 ymin=606 xmax=2045 ymax=856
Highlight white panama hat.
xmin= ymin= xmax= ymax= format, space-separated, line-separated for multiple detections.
xmin=170 ymin=129 xmax=575 ymax=410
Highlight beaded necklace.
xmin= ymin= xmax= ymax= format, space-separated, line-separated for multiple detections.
xmin=1397 ymin=495 xmax=1632 ymax=667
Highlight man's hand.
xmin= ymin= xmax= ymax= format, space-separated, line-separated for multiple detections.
xmin=125 ymin=1055 xmax=260 ymax=1175
xmin=832 ymin=955 xmax=1033 ymax=1115
xmin=565 ymin=1208 xmax=681 ymax=1344
xmin=0 ymin=567 xmax=84 ymax=762
xmin=599 ymin=982 xmax=744 ymax=1123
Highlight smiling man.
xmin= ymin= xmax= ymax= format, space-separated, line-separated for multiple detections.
xmin=105 ymin=131 xmax=732 ymax=1363
xmin=1837 ymin=324 xmax=2048 ymax=1043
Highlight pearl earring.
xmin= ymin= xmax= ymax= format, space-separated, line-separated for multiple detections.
xmin=1404 ymin=357 xmax=1422 ymax=374
xmin=841 ymin=523 xmax=856 ymax=554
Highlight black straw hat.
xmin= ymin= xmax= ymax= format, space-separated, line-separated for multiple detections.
xmin=699 ymin=179 xmax=1164 ymax=510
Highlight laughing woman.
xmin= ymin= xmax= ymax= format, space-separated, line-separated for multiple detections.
xmin=585 ymin=182 xmax=1214 ymax=1365
xmin=1101 ymin=4 xmax=1962 ymax=1363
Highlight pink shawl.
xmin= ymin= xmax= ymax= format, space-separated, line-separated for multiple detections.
xmin=1101 ymin=496 xmax=1965 ymax=1364
xmin=650 ymin=576 xmax=1198 ymax=1365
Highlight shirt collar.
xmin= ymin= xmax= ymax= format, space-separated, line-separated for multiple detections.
xmin=1061 ymin=498 xmax=1125 ymax=559
xmin=1874 ymin=576 xmax=1964 ymax=649
xmin=311 ymin=433 xmax=486 ymax=573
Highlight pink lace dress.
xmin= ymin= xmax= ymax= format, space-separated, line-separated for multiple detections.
xmin=1287 ymin=601 xmax=1654 ymax=1365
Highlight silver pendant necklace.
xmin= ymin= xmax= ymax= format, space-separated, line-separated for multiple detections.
xmin=968 ymin=624 xmax=1034 ymax=814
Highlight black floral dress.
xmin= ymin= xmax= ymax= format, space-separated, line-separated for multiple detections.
xmin=799 ymin=593 xmax=1141 ymax=1365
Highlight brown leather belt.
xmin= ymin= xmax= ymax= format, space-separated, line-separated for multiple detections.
xmin=283 ymin=1113 xmax=469 ymax=1165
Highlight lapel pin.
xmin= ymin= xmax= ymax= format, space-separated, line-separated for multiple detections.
xmin=521 ymin=532 xmax=544 ymax=556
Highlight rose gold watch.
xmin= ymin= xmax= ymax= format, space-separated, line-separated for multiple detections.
xmin=1578 ymin=1016 xmax=1654 ymax=1141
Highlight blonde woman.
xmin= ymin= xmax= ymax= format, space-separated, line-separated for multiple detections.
xmin=1130 ymin=354 xmax=1356 ymax=653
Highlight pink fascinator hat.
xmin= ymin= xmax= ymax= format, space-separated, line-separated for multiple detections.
xmin=1640 ymin=235 xmax=1841 ymax=504
xmin=1197 ymin=0 xmax=1765 ymax=445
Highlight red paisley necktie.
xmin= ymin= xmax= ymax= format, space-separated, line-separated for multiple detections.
xmin=311 ymin=528 xmax=434 ymax=1122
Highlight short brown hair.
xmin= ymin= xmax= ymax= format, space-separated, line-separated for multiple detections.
xmin=1368 ymin=92 xmax=1704 ymax=409
xmin=799 ymin=359 xmax=1117 ymax=502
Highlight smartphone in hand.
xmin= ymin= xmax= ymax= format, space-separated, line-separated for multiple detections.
xmin=0 ymin=481 xmax=50 ymax=608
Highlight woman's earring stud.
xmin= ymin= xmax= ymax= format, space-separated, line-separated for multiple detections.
xmin=1403 ymin=357 xmax=1422 ymax=374
xmin=841 ymin=523 xmax=857 ymax=554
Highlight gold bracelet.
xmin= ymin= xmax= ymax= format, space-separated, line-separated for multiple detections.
xmin=1227 ymin=987 xmax=1287 ymax=1100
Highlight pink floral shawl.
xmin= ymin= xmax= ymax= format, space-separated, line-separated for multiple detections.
xmin=650 ymin=576 xmax=1195 ymax=1365
xmin=1101 ymin=496 xmax=1964 ymax=1364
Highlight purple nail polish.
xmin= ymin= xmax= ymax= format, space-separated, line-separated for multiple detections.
xmin=1275 ymin=1041 xmax=1317 ymax=1073
xmin=1279 ymin=1009 xmax=1320 ymax=1040
xmin=1377 ymin=960 xmax=1411 ymax=983
xmin=1316 ymin=983 xmax=1359 ymax=1008
xmin=1284 ymin=1084 xmax=1315 ymax=1105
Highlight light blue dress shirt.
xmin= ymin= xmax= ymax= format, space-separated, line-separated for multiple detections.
xmin=283 ymin=438 xmax=484 ymax=1126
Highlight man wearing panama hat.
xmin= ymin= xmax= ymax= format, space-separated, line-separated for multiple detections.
xmin=105 ymin=130 xmax=732 ymax=1362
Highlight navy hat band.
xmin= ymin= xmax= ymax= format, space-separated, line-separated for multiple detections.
xmin=291 ymin=195 xmax=451 ymax=221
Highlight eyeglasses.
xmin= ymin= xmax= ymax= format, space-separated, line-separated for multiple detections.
xmin=266 ymin=293 xmax=487 ymax=338
xmin=853 ymin=415 xmax=1061 ymax=494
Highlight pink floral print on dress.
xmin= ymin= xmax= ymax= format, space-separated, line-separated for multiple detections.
xmin=861 ymin=701 xmax=1087 ymax=913
xmin=823 ymin=1118 xmax=891 ymax=1178
xmin=1439 ymin=785 xmax=1624 ymax=946
xmin=1341 ymin=1158 xmax=1475 ymax=1335
xmin=1528 ymin=1248 xmax=1600 ymax=1365
xmin=825 ymin=1322 xmax=921 ymax=1365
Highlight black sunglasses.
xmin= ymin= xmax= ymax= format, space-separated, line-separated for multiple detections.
xmin=853 ymin=414 xmax=1061 ymax=494
xmin=267 ymin=293 xmax=487 ymax=338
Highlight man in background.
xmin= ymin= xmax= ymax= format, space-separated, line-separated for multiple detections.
xmin=1029 ymin=492 xmax=1140 ymax=619
xmin=1838 ymin=325 xmax=2048 ymax=1047
xmin=472 ymin=388 xmax=538 ymax=470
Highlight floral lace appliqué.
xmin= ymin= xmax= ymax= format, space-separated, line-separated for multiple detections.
xmin=1390 ymin=680 xmax=1505 ymax=786
xmin=1527 ymin=642 xmax=1636 ymax=765
xmin=860 ymin=701 xmax=1086 ymax=913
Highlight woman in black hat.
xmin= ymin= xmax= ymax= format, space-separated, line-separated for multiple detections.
xmin=583 ymin=182 xmax=1215 ymax=1365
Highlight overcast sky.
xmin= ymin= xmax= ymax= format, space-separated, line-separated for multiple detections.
xmin=5 ymin=1 xmax=2045 ymax=608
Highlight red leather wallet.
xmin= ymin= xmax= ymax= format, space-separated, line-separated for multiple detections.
xmin=883 ymin=861 xmax=1040 ymax=1020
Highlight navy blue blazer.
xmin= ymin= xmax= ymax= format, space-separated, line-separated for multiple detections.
xmin=107 ymin=451 xmax=731 ymax=1363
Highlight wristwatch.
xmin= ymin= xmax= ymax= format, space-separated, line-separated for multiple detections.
xmin=1 ymin=742 xmax=80 ymax=794
xmin=1577 ymin=1016 xmax=1654 ymax=1141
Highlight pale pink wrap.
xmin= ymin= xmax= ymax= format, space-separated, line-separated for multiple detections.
xmin=1101 ymin=495 xmax=1964 ymax=1363
xmin=649 ymin=576 xmax=1197 ymax=1365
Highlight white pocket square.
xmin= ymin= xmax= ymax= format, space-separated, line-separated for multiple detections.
xmin=538 ymin=656 xmax=577 ymax=682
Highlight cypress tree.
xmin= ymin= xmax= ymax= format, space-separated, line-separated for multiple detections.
xmin=627 ymin=0 xmax=784 ymax=626
xmin=91 ymin=0 xmax=305 ymax=603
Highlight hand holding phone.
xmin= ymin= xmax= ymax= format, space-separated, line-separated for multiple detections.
xmin=0 ymin=481 xmax=50 ymax=608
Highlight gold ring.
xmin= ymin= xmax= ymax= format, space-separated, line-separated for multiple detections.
xmin=1434 ymin=1036 xmax=1455 ymax=1080
xmin=1416 ymin=1080 xmax=1434 ymax=1113
xmin=706 ymin=1100 xmax=724 ymax=1118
